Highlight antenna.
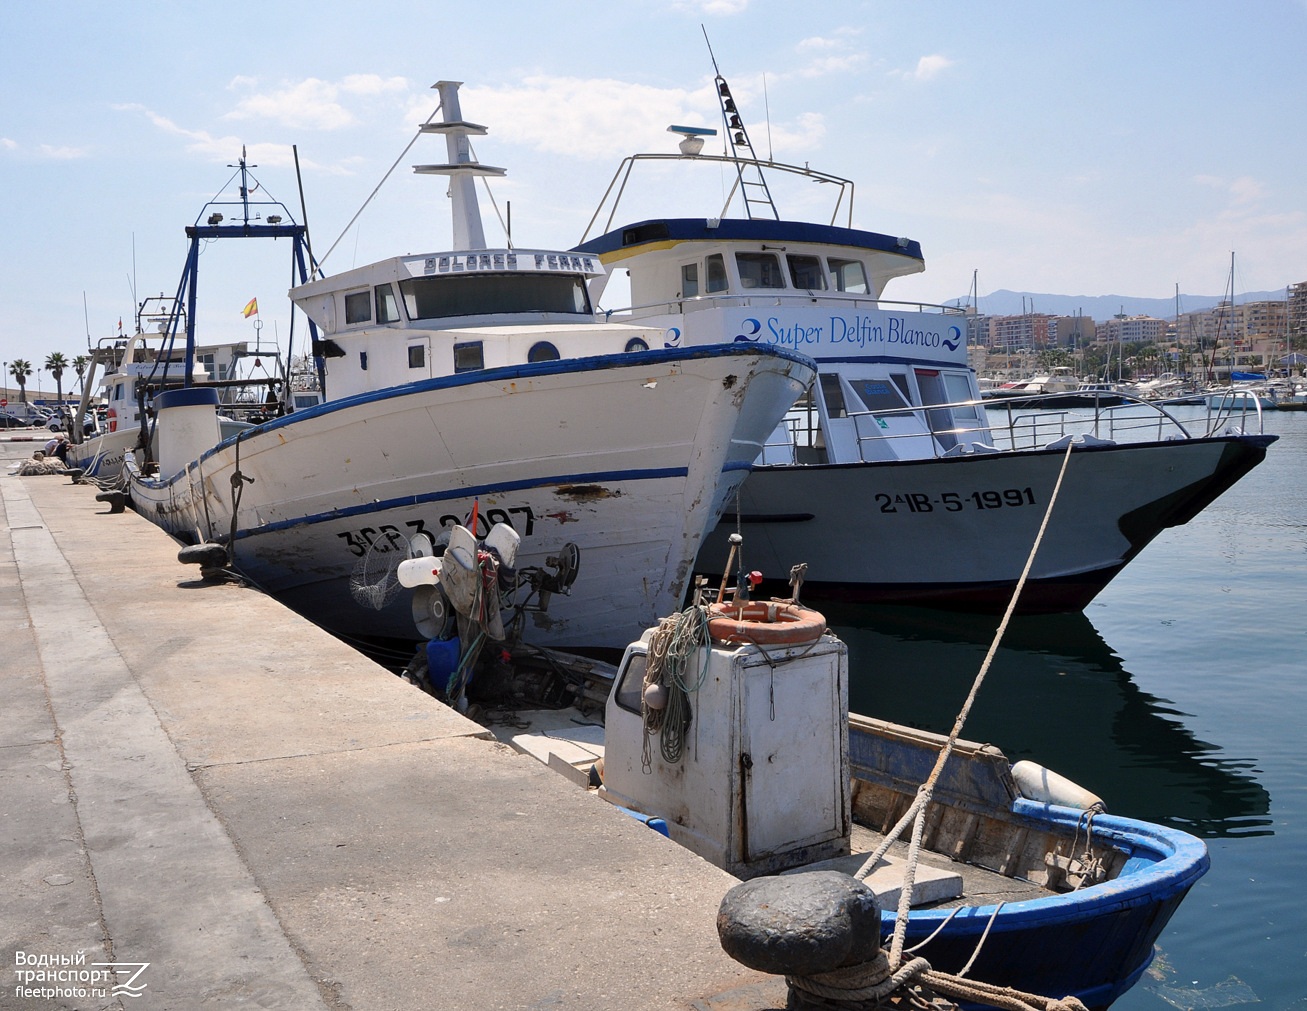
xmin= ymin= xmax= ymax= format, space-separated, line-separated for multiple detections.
xmin=702 ymin=24 xmax=722 ymax=76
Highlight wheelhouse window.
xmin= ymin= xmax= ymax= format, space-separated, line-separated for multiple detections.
xmin=787 ymin=254 xmax=827 ymax=290
xmin=613 ymin=650 xmax=648 ymax=715
xmin=399 ymin=273 xmax=590 ymax=321
xmin=344 ymin=290 xmax=371 ymax=324
xmin=376 ymin=283 xmax=401 ymax=323
xmin=528 ymin=341 xmax=560 ymax=363
xmin=847 ymin=378 xmax=911 ymax=414
xmin=735 ymin=251 xmax=784 ymax=289
xmin=407 ymin=344 xmax=425 ymax=368
xmin=828 ymin=258 xmax=868 ymax=294
xmin=706 ymin=254 xmax=729 ymax=292
xmin=453 ymin=342 xmax=484 ymax=373
xmin=819 ymin=373 xmax=848 ymax=418
xmin=681 ymin=263 xmax=699 ymax=298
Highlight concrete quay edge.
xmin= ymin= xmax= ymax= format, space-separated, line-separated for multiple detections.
xmin=1 ymin=455 xmax=784 ymax=1010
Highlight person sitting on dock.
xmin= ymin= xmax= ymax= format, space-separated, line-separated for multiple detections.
xmin=43 ymin=435 xmax=71 ymax=464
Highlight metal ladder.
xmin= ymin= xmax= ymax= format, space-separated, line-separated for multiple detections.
xmin=715 ymin=75 xmax=778 ymax=221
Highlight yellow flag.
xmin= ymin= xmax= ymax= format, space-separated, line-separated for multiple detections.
xmin=242 ymin=297 xmax=259 ymax=318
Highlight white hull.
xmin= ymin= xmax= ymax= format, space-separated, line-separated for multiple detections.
xmin=67 ymin=429 xmax=138 ymax=480
xmin=128 ymin=346 xmax=813 ymax=649
xmin=701 ymin=435 xmax=1273 ymax=613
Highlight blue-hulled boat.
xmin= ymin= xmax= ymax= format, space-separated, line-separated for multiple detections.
xmin=491 ymin=592 xmax=1208 ymax=1010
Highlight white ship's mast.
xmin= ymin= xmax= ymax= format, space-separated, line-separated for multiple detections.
xmin=413 ymin=80 xmax=506 ymax=251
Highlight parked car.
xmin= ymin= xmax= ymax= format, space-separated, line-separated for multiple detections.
xmin=0 ymin=412 xmax=29 ymax=428
xmin=3 ymin=404 xmax=49 ymax=427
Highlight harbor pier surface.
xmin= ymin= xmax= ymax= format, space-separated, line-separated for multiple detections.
xmin=1 ymin=439 xmax=779 ymax=1011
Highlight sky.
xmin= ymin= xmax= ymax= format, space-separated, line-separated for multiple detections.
xmin=3 ymin=0 xmax=1306 ymax=385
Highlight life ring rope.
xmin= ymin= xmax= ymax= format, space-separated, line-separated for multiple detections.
xmin=707 ymin=600 xmax=827 ymax=647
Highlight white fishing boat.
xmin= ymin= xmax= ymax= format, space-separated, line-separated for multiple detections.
xmin=124 ymin=80 xmax=815 ymax=649
xmin=66 ymin=298 xmax=255 ymax=481
xmin=572 ymin=69 xmax=1275 ymax=613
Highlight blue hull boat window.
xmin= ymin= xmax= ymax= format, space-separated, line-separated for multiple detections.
xmin=344 ymin=290 xmax=371 ymax=324
xmin=376 ymin=283 xmax=401 ymax=323
xmin=735 ymin=251 xmax=784 ymax=290
xmin=787 ymin=254 xmax=827 ymax=291
xmin=453 ymin=341 xmax=484 ymax=373
xmin=829 ymin=258 xmax=869 ymax=294
xmin=706 ymin=254 xmax=729 ymax=293
xmin=625 ymin=337 xmax=649 ymax=353
xmin=407 ymin=344 xmax=425 ymax=369
xmin=400 ymin=273 xmax=590 ymax=320
xmin=528 ymin=341 xmax=560 ymax=363
xmin=681 ymin=262 xmax=699 ymax=298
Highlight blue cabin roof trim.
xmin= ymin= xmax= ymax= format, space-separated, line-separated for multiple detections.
xmin=574 ymin=217 xmax=924 ymax=263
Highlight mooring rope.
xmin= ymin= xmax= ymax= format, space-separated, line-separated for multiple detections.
xmin=785 ymin=439 xmax=1081 ymax=1010
xmin=787 ymin=952 xmax=1090 ymax=1011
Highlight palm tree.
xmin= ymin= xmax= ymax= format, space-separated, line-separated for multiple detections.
xmin=8 ymin=359 xmax=31 ymax=404
xmin=72 ymin=354 xmax=90 ymax=393
xmin=46 ymin=352 xmax=69 ymax=421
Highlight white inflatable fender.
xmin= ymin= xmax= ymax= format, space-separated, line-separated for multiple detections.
xmin=1011 ymin=760 xmax=1105 ymax=812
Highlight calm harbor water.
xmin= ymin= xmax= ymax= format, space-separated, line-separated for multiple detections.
xmin=835 ymin=405 xmax=1306 ymax=1010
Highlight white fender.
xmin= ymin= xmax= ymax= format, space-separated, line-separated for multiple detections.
xmin=484 ymin=522 xmax=520 ymax=568
xmin=1011 ymin=761 xmax=1105 ymax=812
xmin=398 ymin=556 xmax=442 ymax=588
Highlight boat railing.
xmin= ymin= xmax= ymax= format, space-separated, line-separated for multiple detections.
xmin=1200 ymin=389 xmax=1267 ymax=433
xmin=835 ymin=393 xmax=1215 ymax=462
xmin=602 ymin=293 xmax=967 ymax=323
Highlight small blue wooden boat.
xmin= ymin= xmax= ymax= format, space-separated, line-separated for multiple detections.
xmin=847 ymin=717 xmax=1209 ymax=1010
xmin=492 ymin=592 xmax=1209 ymax=1010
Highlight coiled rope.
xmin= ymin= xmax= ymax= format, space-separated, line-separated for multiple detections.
xmin=641 ymin=604 xmax=710 ymax=769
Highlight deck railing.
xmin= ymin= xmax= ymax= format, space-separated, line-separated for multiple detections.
xmin=765 ymin=389 xmax=1264 ymax=465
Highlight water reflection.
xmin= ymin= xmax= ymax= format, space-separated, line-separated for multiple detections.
xmin=828 ymin=603 xmax=1272 ymax=838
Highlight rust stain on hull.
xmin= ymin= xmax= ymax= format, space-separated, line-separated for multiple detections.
xmin=554 ymin=484 xmax=621 ymax=502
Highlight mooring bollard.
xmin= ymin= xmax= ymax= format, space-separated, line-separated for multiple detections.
xmin=177 ymin=542 xmax=230 ymax=581
xmin=717 ymin=870 xmax=882 ymax=985
xmin=95 ymin=490 xmax=125 ymax=513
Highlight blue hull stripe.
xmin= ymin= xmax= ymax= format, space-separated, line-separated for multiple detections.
xmin=230 ymin=464 xmax=698 ymax=542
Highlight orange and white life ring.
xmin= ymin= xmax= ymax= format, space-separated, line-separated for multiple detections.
xmin=106 ymin=407 xmax=117 ymax=433
xmin=707 ymin=600 xmax=827 ymax=647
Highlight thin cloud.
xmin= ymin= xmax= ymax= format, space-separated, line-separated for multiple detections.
xmin=37 ymin=144 xmax=87 ymax=160
xmin=1194 ymin=173 xmax=1267 ymax=206
xmin=458 ymin=75 xmax=823 ymax=162
xmin=896 ymin=54 xmax=956 ymax=82
xmin=113 ymin=102 xmax=348 ymax=173
xmin=225 ymin=78 xmax=358 ymax=130
xmin=670 ymin=0 xmax=749 ymax=13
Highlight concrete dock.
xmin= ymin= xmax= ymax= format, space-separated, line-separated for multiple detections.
xmin=1 ymin=438 xmax=785 ymax=1010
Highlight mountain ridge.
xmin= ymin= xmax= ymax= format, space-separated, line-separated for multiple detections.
xmin=952 ymin=288 xmax=1288 ymax=320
